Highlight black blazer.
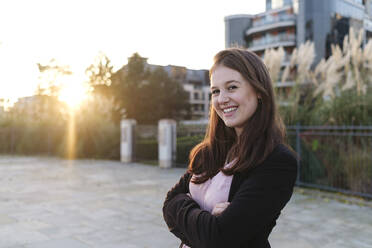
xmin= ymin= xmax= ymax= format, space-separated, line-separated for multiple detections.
xmin=162 ymin=144 xmax=297 ymax=248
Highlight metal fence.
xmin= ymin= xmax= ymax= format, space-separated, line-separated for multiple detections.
xmin=287 ymin=126 xmax=372 ymax=199
xmin=169 ymin=124 xmax=372 ymax=199
xmin=0 ymin=126 xmax=60 ymax=155
xmin=3 ymin=122 xmax=370 ymax=198
xmin=134 ymin=125 xmax=158 ymax=165
xmin=134 ymin=124 xmax=205 ymax=167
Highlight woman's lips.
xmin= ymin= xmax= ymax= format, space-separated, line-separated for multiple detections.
xmin=222 ymin=106 xmax=238 ymax=117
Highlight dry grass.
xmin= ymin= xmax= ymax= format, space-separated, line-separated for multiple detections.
xmin=313 ymin=27 xmax=372 ymax=98
xmin=280 ymin=41 xmax=315 ymax=84
xmin=263 ymin=46 xmax=285 ymax=83
xmin=262 ymin=27 xmax=372 ymax=99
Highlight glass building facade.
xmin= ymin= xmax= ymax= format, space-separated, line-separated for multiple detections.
xmin=267 ymin=0 xmax=294 ymax=10
xmin=226 ymin=0 xmax=372 ymax=64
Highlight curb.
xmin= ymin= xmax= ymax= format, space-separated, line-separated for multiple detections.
xmin=294 ymin=186 xmax=372 ymax=208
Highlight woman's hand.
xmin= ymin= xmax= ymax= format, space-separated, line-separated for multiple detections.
xmin=212 ymin=202 xmax=230 ymax=216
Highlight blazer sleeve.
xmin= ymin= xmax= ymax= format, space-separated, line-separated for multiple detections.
xmin=162 ymin=151 xmax=297 ymax=248
xmin=163 ymin=171 xmax=193 ymax=245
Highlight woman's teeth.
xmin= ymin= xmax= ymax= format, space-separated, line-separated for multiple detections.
xmin=223 ymin=107 xmax=237 ymax=113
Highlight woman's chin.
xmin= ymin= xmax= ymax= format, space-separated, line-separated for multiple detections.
xmin=223 ymin=120 xmax=237 ymax=128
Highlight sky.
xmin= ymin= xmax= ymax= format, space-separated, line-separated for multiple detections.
xmin=0 ymin=0 xmax=265 ymax=104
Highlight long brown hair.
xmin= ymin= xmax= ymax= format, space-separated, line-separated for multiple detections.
xmin=188 ymin=48 xmax=286 ymax=184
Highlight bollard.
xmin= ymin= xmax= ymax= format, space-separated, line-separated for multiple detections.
xmin=120 ymin=119 xmax=136 ymax=163
xmin=158 ymin=119 xmax=177 ymax=168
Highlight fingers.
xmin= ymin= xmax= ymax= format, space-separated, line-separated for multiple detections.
xmin=212 ymin=202 xmax=230 ymax=216
xmin=212 ymin=205 xmax=227 ymax=216
xmin=219 ymin=202 xmax=230 ymax=208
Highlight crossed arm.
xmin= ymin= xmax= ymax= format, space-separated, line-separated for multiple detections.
xmin=162 ymin=158 xmax=297 ymax=248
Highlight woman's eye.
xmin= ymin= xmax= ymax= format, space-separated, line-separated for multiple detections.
xmin=211 ymin=89 xmax=219 ymax=95
xmin=228 ymin=85 xmax=237 ymax=90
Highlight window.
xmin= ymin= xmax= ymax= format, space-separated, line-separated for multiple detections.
xmin=266 ymin=0 xmax=272 ymax=10
xmin=186 ymin=92 xmax=191 ymax=100
xmin=194 ymin=92 xmax=199 ymax=100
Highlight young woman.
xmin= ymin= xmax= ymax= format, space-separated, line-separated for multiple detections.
xmin=163 ymin=48 xmax=297 ymax=248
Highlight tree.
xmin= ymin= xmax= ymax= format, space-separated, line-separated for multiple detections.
xmin=85 ymin=52 xmax=114 ymax=98
xmin=108 ymin=53 xmax=190 ymax=124
xmin=138 ymin=67 xmax=190 ymax=123
xmin=36 ymin=59 xmax=72 ymax=97
xmin=109 ymin=53 xmax=149 ymax=122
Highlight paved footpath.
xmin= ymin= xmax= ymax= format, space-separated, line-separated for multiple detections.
xmin=0 ymin=156 xmax=372 ymax=248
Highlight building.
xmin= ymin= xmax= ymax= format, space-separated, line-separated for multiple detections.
xmin=12 ymin=96 xmax=41 ymax=117
xmin=12 ymin=95 xmax=60 ymax=120
xmin=225 ymin=0 xmax=372 ymax=64
xmin=115 ymin=56 xmax=211 ymax=120
xmin=151 ymin=64 xmax=210 ymax=120
xmin=225 ymin=14 xmax=253 ymax=48
xmin=0 ymin=99 xmax=5 ymax=116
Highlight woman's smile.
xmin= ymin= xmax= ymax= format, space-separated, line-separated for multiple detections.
xmin=222 ymin=106 xmax=238 ymax=117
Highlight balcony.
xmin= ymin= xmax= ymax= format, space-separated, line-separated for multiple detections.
xmin=275 ymin=81 xmax=295 ymax=87
xmin=190 ymin=99 xmax=206 ymax=104
xmin=248 ymin=34 xmax=296 ymax=52
xmin=260 ymin=52 xmax=291 ymax=66
xmin=246 ymin=15 xmax=296 ymax=36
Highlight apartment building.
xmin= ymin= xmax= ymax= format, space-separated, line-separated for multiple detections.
xmin=11 ymin=95 xmax=57 ymax=120
xmin=161 ymin=65 xmax=210 ymax=120
xmin=141 ymin=63 xmax=210 ymax=120
xmin=226 ymin=0 xmax=372 ymax=64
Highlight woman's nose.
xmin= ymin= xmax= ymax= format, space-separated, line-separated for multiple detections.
xmin=218 ymin=92 xmax=229 ymax=104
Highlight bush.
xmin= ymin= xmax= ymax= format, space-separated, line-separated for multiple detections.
xmin=134 ymin=135 xmax=204 ymax=166
xmin=341 ymin=145 xmax=372 ymax=194
xmin=135 ymin=138 xmax=158 ymax=161
xmin=176 ymin=135 xmax=204 ymax=166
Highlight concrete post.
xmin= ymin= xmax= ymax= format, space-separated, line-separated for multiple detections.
xmin=158 ymin=119 xmax=177 ymax=168
xmin=120 ymin=119 xmax=136 ymax=163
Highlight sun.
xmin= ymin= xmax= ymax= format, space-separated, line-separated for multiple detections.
xmin=58 ymin=79 xmax=88 ymax=109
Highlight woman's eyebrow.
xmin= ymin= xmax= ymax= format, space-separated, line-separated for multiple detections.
xmin=226 ymin=80 xmax=240 ymax=85
xmin=211 ymin=80 xmax=240 ymax=89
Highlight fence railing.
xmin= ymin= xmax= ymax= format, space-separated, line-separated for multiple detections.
xmin=134 ymin=124 xmax=205 ymax=167
xmin=1 ymin=122 xmax=371 ymax=198
xmin=287 ymin=125 xmax=372 ymax=199
xmin=166 ymin=124 xmax=372 ymax=198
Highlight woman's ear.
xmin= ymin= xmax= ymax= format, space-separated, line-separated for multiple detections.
xmin=257 ymin=94 xmax=262 ymax=104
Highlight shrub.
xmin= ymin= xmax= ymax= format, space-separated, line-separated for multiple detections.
xmin=135 ymin=138 xmax=158 ymax=161
xmin=176 ymin=135 xmax=204 ymax=166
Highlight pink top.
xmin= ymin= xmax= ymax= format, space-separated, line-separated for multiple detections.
xmin=182 ymin=160 xmax=235 ymax=248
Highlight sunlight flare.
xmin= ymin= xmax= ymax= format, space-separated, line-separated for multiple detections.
xmin=66 ymin=110 xmax=76 ymax=160
xmin=58 ymin=77 xmax=88 ymax=109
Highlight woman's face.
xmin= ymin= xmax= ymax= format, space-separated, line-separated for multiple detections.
xmin=210 ymin=65 xmax=258 ymax=136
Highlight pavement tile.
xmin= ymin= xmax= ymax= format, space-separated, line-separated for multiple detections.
xmin=0 ymin=214 xmax=17 ymax=225
xmin=1 ymin=156 xmax=372 ymax=248
xmin=24 ymin=238 xmax=91 ymax=248
xmin=0 ymin=226 xmax=49 ymax=247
